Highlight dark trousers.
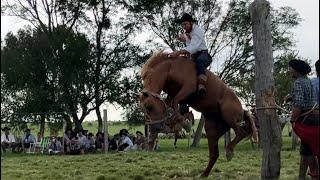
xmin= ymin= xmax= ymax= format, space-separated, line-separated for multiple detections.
xmin=193 ymin=51 xmax=211 ymax=75
xmin=1 ymin=142 xmax=18 ymax=152
xmin=118 ymin=143 xmax=129 ymax=151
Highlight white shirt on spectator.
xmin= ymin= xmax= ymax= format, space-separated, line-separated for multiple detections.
xmin=1 ymin=133 xmax=16 ymax=143
xmin=120 ymin=136 xmax=133 ymax=146
xmin=77 ymin=135 xmax=87 ymax=146
xmin=183 ymin=24 xmax=208 ymax=54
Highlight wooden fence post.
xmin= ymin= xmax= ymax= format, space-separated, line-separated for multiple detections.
xmin=103 ymin=109 xmax=108 ymax=153
xmin=250 ymin=0 xmax=282 ymax=179
xmin=62 ymin=119 xmax=67 ymax=154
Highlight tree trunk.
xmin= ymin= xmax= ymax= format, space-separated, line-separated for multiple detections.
xmin=191 ymin=115 xmax=205 ymax=147
xmin=39 ymin=114 xmax=46 ymax=138
xmin=72 ymin=113 xmax=83 ymax=131
xmin=63 ymin=114 xmax=73 ymax=130
xmin=103 ymin=109 xmax=108 ymax=153
xmin=250 ymin=0 xmax=282 ymax=179
xmin=96 ymin=105 xmax=103 ymax=132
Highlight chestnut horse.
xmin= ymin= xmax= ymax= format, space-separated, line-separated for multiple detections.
xmin=139 ymin=51 xmax=257 ymax=177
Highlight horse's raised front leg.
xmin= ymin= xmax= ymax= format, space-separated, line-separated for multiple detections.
xmin=172 ymin=84 xmax=195 ymax=121
xmin=201 ymin=117 xmax=228 ymax=177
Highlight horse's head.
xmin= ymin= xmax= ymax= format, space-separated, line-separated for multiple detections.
xmin=139 ymin=90 xmax=167 ymax=125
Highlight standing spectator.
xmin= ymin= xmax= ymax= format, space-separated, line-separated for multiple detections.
xmin=21 ymin=128 xmax=36 ymax=151
xmin=311 ymin=60 xmax=319 ymax=107
xmin=1 ymin=127 xmax=17 ymax=152
xmin=117 ymin=129 xmax=133 ymax=152
xmin=286 ymin=59 xmax=319 ymax=180
xmin=48 ymin=136 xmax=62 ymax=155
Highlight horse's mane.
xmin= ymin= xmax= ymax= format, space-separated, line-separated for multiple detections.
xmin=141 ymin=50 xmax=170 ymax=79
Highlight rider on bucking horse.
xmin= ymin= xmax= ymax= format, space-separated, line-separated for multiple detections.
xmin=168 ymin=13 xmax=212 ymax=96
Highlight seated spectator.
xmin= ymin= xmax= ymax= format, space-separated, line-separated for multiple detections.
xmin=21 ymin=128 xmax=36 ymax=151
xmin=95 ymin=132 xmax=105 ymax=150
xmin=48 ymin=136 xmax=62 ymax=155
xmin=63 ymin=128 xmax=73 ymax=154
xmin=1 ymin=127 xmax=17 ymax=152
xmin=117 ymin=129 xmax=133 ymax=152
xmin=84 ymin=133 xmax=95 ymax=153
xmin=133 ymin=131 xmax=147 ymax=151
xmin=77 ymin=129 xmax=87 ymax=151
xmin=108 ymin=134 xmax=119 ymax=151
xmin=69 ymin=136 xmax=83 ymax=155
xmin=35 ymin=132 xmax=42 ymax=143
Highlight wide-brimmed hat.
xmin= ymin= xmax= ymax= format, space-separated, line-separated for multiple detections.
xmin=2 ymin=127 xmax=11 ymax=131
xmin=289 ymin=60 xmax=311 ymax=75
xmin=136 ymin=131 xmax=143 ymax=136
xmin=174 ymin=13 xmax=196 ymax=23
xmin=120 ymin=129 xmax=129 ymax=136
xmin=24 ymin=128 xmax=31 ymax=132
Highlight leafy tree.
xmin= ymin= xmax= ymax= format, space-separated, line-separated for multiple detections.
xmin=2 ymin=0 xmax=148 ymax=131
xmin=1 ymin=26 xmax=92 ymax=133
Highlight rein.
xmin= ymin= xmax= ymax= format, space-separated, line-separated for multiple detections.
xmin=141 ymin=90 xmax=174 ymax=125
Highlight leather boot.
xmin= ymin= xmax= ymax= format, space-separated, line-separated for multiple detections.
xmin=197 ymin=74 xmax=207 ymax=96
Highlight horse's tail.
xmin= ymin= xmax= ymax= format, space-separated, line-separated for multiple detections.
xmin=243 ymin=110 xmax=258 ymax=142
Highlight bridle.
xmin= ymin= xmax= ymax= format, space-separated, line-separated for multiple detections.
xmin=140 ymin=90 xmax=174 ymax=125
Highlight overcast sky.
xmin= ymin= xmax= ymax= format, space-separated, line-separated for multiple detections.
xmin=1 ymin=0 xmax=319 ymax=121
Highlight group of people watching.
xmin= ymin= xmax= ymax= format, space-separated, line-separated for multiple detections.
xmin=1 ymin=126 xmax=149 ymax=155
xmin=63 ymin=128 xmax=148 ymax=154
xmin=1 ymin=127 xmax=38 ymax=153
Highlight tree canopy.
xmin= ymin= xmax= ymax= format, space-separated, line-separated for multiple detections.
xmin=1 ymin=0 xmax=305 ymax=128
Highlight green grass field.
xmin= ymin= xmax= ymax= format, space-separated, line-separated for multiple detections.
xmin=1 ymin=121 xmax=305 ymax=180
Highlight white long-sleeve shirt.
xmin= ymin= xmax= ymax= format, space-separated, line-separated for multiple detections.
xmin=1 ymin=133 xmax=16 ymax=143
xmin=183 ymin=24 xmax=208 ymax=54
xmin=119 ymin=136 xmax=133 ymax=146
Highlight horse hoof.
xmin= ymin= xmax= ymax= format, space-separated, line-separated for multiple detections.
xmin=226 ymin=150 xmax=234 ymax=161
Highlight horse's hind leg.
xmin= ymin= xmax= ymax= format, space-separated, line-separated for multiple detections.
xmin=221 ymin=104 xmax=248 ymax=161
xmin=223 ymin=119 xmax=248 ymax=161
xmin=173 ymin=132 xmax=178 ymax=149
xmin=201 ymin=117 xmax=228 ymax=177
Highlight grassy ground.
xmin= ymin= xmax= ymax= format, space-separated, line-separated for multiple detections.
xmin=1 ymin=135 xmax=304 ymax=180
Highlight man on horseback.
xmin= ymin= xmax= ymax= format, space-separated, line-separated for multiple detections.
xmin=168 ymin=13 xmax=212 ymax=96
